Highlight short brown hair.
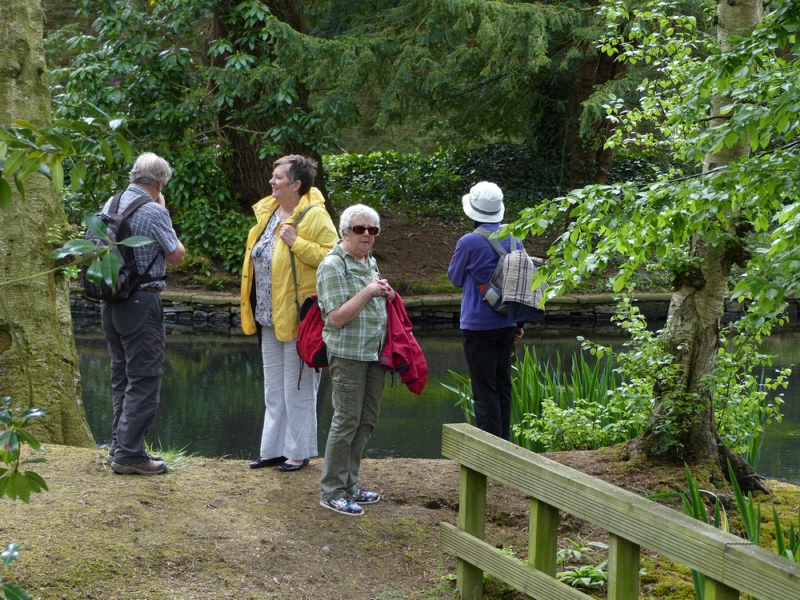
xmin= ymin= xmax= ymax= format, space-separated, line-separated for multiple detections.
xmin=273 ymin=155 xmax=318 ymax=197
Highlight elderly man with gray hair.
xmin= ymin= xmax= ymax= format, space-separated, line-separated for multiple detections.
xmin=102 ymin=152 xmax=185 ymax=475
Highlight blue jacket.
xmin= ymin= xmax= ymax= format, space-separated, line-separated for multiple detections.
xmin=447 ymin=223 xmax=521 ymax=331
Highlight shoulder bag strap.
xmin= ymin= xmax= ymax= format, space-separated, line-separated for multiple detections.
xmin=289 ymin=205 xmax=322 ymax=317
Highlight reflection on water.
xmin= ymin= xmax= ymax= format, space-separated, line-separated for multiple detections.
xmin=76 ymin=324 xmax=799 ymax=484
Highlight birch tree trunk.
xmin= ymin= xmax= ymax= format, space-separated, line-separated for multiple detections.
xmin=0 ymin=0 xmax=94 ymax=446
xmin=633 ymin=0 xmax=764 ymax=484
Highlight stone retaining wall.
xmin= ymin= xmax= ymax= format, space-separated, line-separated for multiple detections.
xmin=71 ymin=288 xmax=788 ymax=333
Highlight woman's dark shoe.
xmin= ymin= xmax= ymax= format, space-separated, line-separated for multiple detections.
xmin=278 ymin=458 xmax=310 ymax=472
xmin=249 ymin=456 xmax=286 ymax=469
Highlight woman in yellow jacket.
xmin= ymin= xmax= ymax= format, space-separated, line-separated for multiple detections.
xmin=240 ymin=155 xmax=338 ymax=472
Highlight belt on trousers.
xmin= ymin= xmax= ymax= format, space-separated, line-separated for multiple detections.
xmin=141 ymin=286 xmax=161 ymax=294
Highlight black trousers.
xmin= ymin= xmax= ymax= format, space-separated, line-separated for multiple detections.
xmin=461 ymin=327 xmax=516 ymax=440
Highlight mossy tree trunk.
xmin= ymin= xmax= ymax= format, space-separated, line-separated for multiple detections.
xmin=632 ymin=0 xmax=764 ymax=487
xmin=0 ymin=0 xmax=94 ymax=447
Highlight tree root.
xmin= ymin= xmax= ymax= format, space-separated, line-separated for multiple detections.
xmin=719 ymin=445 xmax=770 ymax=494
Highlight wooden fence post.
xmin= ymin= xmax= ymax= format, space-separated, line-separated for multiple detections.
xmin=529 ymin=498 xmax=559 ymax=577
xmin=704 ymin=578 xmax=739 ymax=600
xmin=608 ymin=533 xmax=640 ymax=600
xmin=457 ymin=465 xmax=487 ymax=600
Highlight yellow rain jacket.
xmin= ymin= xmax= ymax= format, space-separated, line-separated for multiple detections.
xmin=240 ymin=187 xmax=338 ymax=341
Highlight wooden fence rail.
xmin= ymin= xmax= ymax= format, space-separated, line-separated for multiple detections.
xmin=440 ymin=423 xmax=800 ymax=600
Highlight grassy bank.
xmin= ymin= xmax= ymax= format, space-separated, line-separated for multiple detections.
xmin=2 ymin=445 xmax=798 ymax=599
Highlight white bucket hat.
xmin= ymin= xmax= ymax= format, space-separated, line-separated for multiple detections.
xmin=462 ymin=181 xmax=504 ymax=223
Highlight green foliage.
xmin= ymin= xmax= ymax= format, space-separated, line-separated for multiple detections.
xmin=325 ymin=143 xmax=570 ymax=221
xmin=445 ymin=297 xmax=787 ymax=459
xmin=325 ymin=151 xmax=462 ymax=219
xmin=50 ymin=0 xmax=339 ymax=274
xmin=0 ymin=397 xmax=48 ymax=600
xmin=556 ymin=563 xmax=608 ymax=590
xmin=554 ymin=539 xmax=609 ymax=590
xmin=557 ymin=538 xmax=609 ymax=566
xmin=584 ymin=299 xmax=787 ymax=463
xmin=773 ymin=502 xmax=800 ymax=563
xmin=441 ymin=370 xmax=475 ymax=425
xmin=444 ymin=345 xmax=625 ymax=452
xmin=271 ymin=0 xmax=588 ymax=148
xmin=511 ymin=0 xmax=800 ymax=326
xmin=0 ymin=397 xmax=48 ymax=503
xmin=0 ymin=117 xmax=129 ymax=210
xmin=676 ymin=460 xmax=798 ymax=600
xmin=513 ymin=346 xmax=638 ymax=452
xmin=584 ymin=299 xmax=692 ymax=454
xmin=710 ymin=322 xmax=789 ymax=470
xmin=727 ymin=460 xmax=762 ymax=549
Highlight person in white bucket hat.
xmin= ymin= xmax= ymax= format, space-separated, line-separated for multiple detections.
xmin=461 ymin=181 xmax=505 ymax=223
xmin=447 ymin=182 xmax=525 ymax=440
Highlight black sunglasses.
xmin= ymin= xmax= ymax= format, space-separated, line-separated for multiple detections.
xmin=350 ymin=225 xmax=380 ymax=236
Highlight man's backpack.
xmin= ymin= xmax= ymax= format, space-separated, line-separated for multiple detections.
xmin=295 ymin=252 xmax=347 ymax=369
xmin=80 ymin=192 xmax=164 ymax=302
xmin=475 ymin=227 xmax=545 ymax=323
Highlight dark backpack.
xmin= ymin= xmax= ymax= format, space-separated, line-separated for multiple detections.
xmin=296 ymin=252 xmax=347 ymax=369
xmin=475 ymin=227 xmax=545 ymax=323
xmin=80 ymin=192 xmax=163 ymax=302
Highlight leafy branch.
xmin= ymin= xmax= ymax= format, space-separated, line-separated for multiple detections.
xmin=0 ymin=396 xmax=48 ymax=600
xmin=0 ymin=116 xmax=131 ymax=209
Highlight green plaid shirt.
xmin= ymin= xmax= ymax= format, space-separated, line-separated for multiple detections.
xmin=316 ymin=243 xmax=387 ymax=361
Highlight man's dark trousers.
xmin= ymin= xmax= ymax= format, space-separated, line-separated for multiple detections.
xmin=101 ymin=289 xmax=165 ymax=463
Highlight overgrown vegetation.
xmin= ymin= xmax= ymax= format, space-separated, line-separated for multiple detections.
xmin=444 ymin=299 xmax=788 ymax=469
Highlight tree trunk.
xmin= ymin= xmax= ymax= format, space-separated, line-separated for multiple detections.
xmin=0 ymin=0 xmax=94 ymax=446
xmin=631 ymin=0 xmax=764 ymax=488
xmin=567 ymin=0 xmax=626 ymax=190
xmin=209 ymin=0 xmax=333 ymax=216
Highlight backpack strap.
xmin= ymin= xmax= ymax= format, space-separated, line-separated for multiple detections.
xmin=109 ymin=192 xmax=152 ymax=217
xmin=111 ymin=192 xmax=165 ymax=287
xmin=474 ymin=226 xmax=513 ymax=258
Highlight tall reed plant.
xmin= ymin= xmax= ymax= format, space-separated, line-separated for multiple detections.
xmin=443 ymin=346 xmax=625 ymax=452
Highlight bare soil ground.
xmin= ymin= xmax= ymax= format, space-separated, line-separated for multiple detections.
xmin=4 ymin=444 xmax=797 ymax=599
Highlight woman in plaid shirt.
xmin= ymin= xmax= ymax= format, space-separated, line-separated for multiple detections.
xmin=316 ymin=205 xmax=394 ymax=516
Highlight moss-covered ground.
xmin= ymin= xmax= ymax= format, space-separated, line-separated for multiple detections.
xmin=1 ymin=444 xmax=797 ymax=599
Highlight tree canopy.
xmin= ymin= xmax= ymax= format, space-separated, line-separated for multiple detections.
xmin=510 ymin=0 xmax=799 ymax=476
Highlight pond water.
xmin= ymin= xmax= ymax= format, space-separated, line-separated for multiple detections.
xmin=75 ymin=324 xmax=800 ymax=485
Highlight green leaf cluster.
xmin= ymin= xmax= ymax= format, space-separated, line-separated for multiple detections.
xmin=448 ymin=298 xmax=787 ymax=458
xmin=0 ymin=117 xmax=128 ymax=211
xmin=0 ymin=397 xmax=48 ymax=504
xmin=0 ymin=397 xmax=47 ymax=600
xmin=49 ymin=0 xmax=343 ymax=272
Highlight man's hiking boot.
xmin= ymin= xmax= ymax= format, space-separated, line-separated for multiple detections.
xmin=107 ymin=451 xmax=162 ymax=464
xmin=111 ymin=459 xmax=167 ymax=475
